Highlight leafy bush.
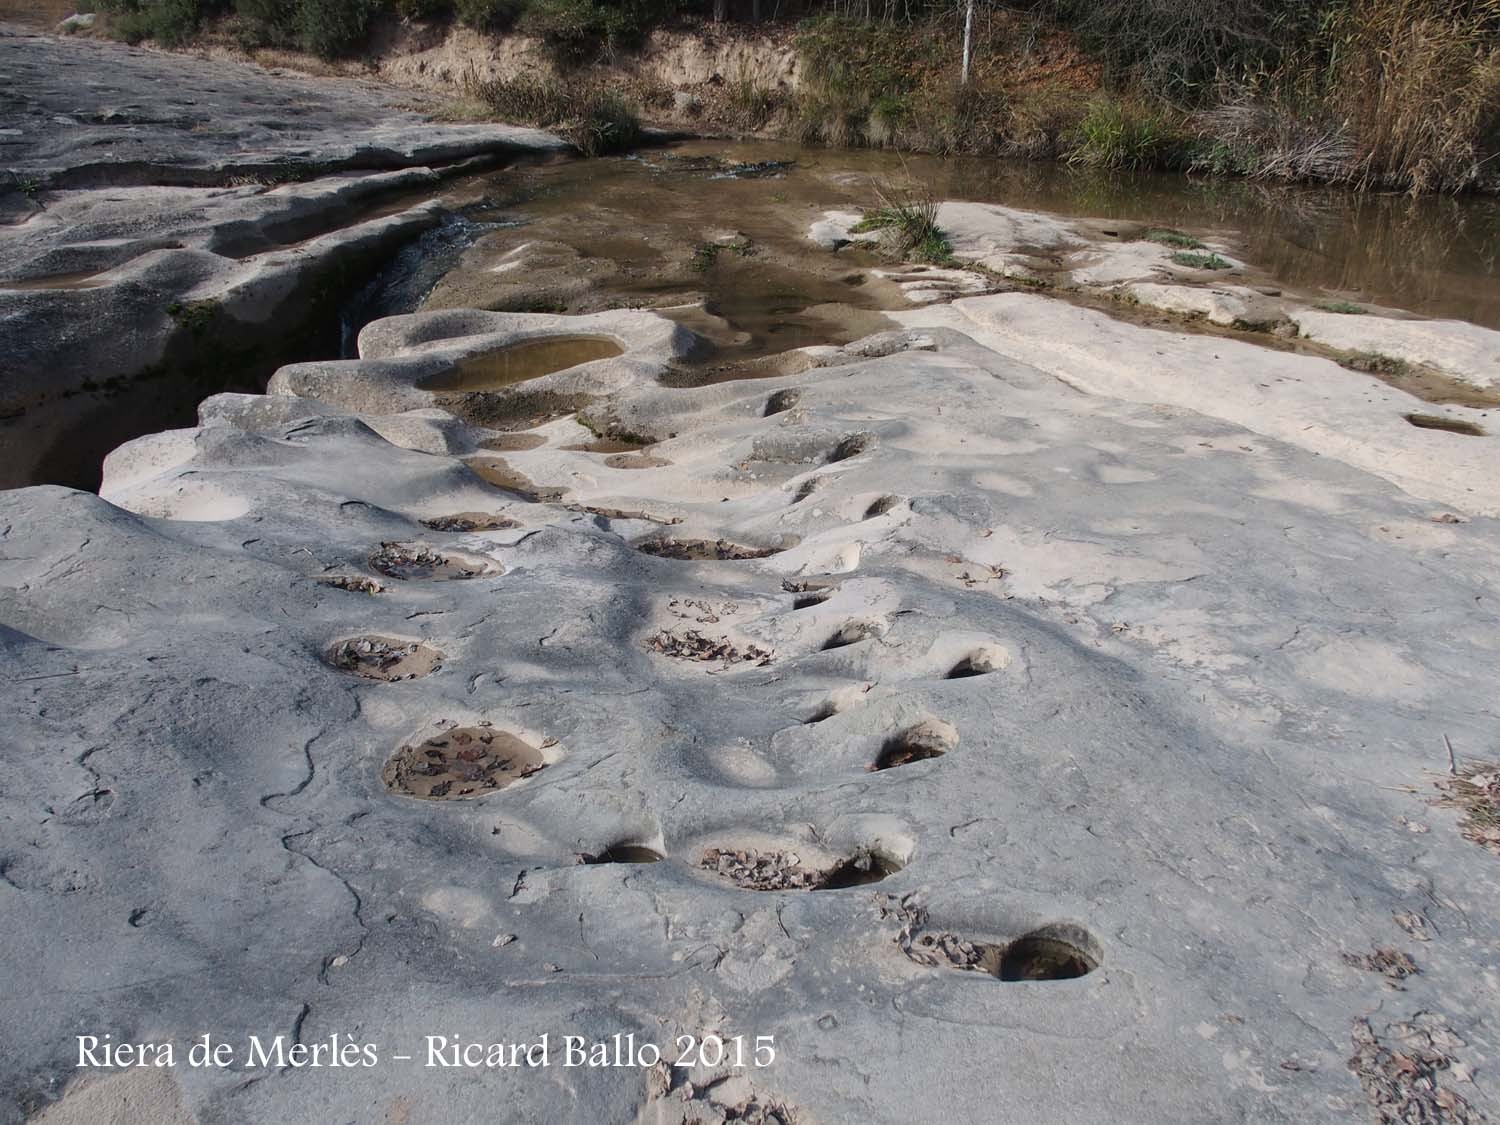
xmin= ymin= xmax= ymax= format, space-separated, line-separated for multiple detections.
xmin=454 ymin=0 xmax=523 ymax=31
xmin=518 ymin=0 xmax=680 ymax=65
xmin=392 ymin=0 xmax=452 ymax=18
xmin=1066 ymin=97 xmax=1180 ymax=169
xmin=568 ymin=87 xmax=642 ymax=154
xmin=97 ymin=0 xmax=216 ymax=44
xmin=295 ymin=0 xmax=377 ymax=56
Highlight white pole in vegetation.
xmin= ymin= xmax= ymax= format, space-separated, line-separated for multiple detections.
xmin=961 ymin=0 xmax=974 ymax=85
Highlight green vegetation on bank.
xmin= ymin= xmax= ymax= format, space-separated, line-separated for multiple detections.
xmin=463 ymin=72 xmax=641 ymax=154
xmin=87 ymin=0 xmax=1500 ymax=192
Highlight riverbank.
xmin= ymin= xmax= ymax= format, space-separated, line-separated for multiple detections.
xmin=45 ymin=0 xmax=1500 ymax=194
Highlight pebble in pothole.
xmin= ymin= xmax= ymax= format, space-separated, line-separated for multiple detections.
xmin=382 ymin=727 xmax=548 ymax=799
xmin=369 ymin=542 xmax=499 ymax=580
xmin=325 ymin=635 xmax=443 ymax=681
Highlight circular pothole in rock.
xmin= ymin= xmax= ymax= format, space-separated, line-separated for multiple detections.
xmin=793 ymin=591 xmax=832 ymax=610
xmin=828 ymin=432 xmax=875 ymax=463
xmin=582 ymin=843 xmax=665 ymax=864
xmin=699 ymin=844 xmax=904 ymax=891
xmin=382 ymin=727 xmax=549 ymax=800
xmin=636 ymin=537 xmax=789 ymax=561
xmin=421 ymin=512 xmax=521 ymax=533
xmin=946 ymin=646 xmax=1007 ymax=679
xmin=1403 ymin=412 xmax=1485 ymax=437
xmin=764 ymin=388 xmax=802 ymax=416
xmin=823 ymin=620 xmax=880 ymax=650
xmin=369 ymin=542 xmax=500 ymax=581
xmin=905 ymin=922 xmax=1100 ymax=982
xmin=873 ymin=718 xmax=957 ymax=770
xmin=326 ymin=636 xmax=443 ymax=681
xmin=863 ymin=495 xmax=903 ymax=519
xmin=997 ymin=927 xmax=1101 ymax=981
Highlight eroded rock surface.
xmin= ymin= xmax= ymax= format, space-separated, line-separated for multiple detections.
xmin=0 ymin=26 xmax=565 ymax=489
xmin=4 ymin=295 xmax=1500 ymax=1123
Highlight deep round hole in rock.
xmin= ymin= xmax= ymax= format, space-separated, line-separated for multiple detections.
xmin=583 ymin=843 xmax=665 ymax=864
xmin=998 ymin=932 xmax=1099 ymax=981
xmin=1403 ymin=412 xmax=1485 ymax=436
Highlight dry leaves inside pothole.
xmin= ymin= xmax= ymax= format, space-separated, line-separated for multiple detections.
xmin=1343 ymin=947 xmax=1419 ymax=984
xmin=1432 ymin=763 xmax=1500 ymax=856
xmin=701 ymin=848 xmax=820 ymax=891
xmin=1348 ymin=1013 xmax=1480 ymax=1124
xmin=647 ymin=629 xmax=772 ymax=668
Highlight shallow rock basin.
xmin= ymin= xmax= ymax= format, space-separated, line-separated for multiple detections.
xmin=418 ymin=335 xmax=624 ymax=392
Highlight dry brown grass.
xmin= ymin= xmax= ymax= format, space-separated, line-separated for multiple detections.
xmin=1322 ymin=0 xmax=1500 ymax=191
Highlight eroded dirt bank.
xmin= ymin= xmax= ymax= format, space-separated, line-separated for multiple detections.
xmin=4 ymin=23 xmax=1500 ymax=1125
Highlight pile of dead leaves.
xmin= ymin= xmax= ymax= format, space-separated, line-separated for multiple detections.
xmin=1433 ymin=764 xmax=1500 ymax=856
xmin=1348 ymin=1014 xmax=1480 ymax=1124
xmin=647 ymin=629 xmax=772 ymax=668
xmin=879 ymin=893 xmax=998 ymax=972
xmin=1342 ymin=947 xmax=1419 ymax=986
xmin=328 ymin=637 xmax=434 ymax=680
xmin=637 ymin=537 xmax=780 ymax=561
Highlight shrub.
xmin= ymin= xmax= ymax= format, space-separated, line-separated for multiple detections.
xmin=454 ymin=0 xmax=522 ymax=31
xmin=295 ymin=0 xmax=377 ymax=56
xmin=97 ymin=0 xmax=214 ymax=44
xmin=393 ymin=0 xmax=452 ymax=18
xmin=518 ymin=0 xmax=680 ymax=65
xmin=568 ymin=86 xmax=642 ymax=155
xmin=1066 ymin=97 xmax=1180 ymax=170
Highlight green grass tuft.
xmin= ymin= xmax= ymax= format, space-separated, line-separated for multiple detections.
xmin=854 ymin=181 xmax=952 ymax=265
xmin=1317 ymin=300 xmax=1366 ymax=315
xmin=1141 ymin=229 xmax=1203 ymax=249
xmin=1170 ymin=250 xmax=1232 ymax=270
